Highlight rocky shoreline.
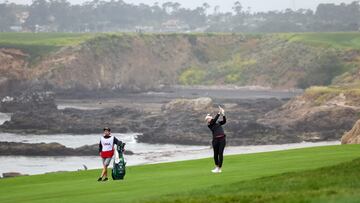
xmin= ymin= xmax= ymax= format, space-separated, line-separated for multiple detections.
xmin=0 ymin=91 xmax=294 ymax=145
xmin=135 ymin=97 xmax=301 ymax=145
xmin=258 ymin=92 xmax=360 ymax=143
xmin=341 ymin=119 xmax=360 ymax=144
xmin=0 ymin=106 xmax=145 ymax=134
xmin=0 ymin=142 xmax=134 ymax=156
xmin=1 ymin=90 xmax=357 ymax=146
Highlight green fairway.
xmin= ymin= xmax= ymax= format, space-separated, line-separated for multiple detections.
xmin=152 ymin=155 xmax=360 ymax=203
xmin=0 ymin=32 xmax=96 ymax=61
xmin=1 ymin=145 xmax=360 ymax=203
xmin=0 ymin=32 xmax=95 ymax=46
xmin=281 ymin=32 xmax=360 ymax=50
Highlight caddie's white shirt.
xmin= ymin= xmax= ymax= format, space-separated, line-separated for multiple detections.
xmin=100 ymin=136 xmax=114 ymax=152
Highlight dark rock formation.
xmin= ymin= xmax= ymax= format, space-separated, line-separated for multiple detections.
xmin=0 ymin=96 xmax=295 ymax=146
xmin=2 ymin=91 xmax=356 ymax=146
xmin=0 ymin=106 xmax=145 ymax=134
xmin=2 ymin=172 xmax=28 ymax=178
xmin=0 ymin=142 xmax=134 ymax=156
xmin=0 ymin=91 xmax=57 ymax=113
xmin=258 ymin=93 xmax=360 ymax=142
xmin=136 ymin=97 xmax=298 ymax=145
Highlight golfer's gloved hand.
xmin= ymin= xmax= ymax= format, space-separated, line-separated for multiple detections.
xmin=219 ymin=106 xmax=225 ymax=116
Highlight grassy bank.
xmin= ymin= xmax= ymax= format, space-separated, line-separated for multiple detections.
xmin=0 ymin=33 xmax=95 ymax=47
xmin=281 ymin=32 xmax=360 ymax=50
xmin=303 ymin=86 xmax=360 ymax=106
xmin=1 ymin=145 xmax=360 ymax=203
xmin=0 ymin=32 xmax=95 ymax=61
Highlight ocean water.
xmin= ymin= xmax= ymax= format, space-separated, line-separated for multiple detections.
xmin=0 ymin=111 xmax=209 ymax=176
xmin=0 ymin=112 xmax=11 ymax=125
xmin=0 ymin=129 xmax=340 ymax=176
xmin=0 ymin=112 xmax=340 ymax=176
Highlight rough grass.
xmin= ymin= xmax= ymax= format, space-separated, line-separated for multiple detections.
xmin=1 ymin=145 xmax=360 ymax=203
xmin=303 ymin=86 xmax=360 ymax=105
xmin=304 ymin=86 xmax=343 ymax=96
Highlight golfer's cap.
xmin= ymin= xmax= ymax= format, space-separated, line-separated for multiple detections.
xmin=103 ymin=127 xmax=111 ymax=132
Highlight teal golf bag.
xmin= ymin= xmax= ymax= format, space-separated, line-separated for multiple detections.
xmin=112 ymin=142 xmax=126 ymax=180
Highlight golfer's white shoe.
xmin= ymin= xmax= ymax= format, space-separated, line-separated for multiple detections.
xmin=218 ymin=168 xmax=222 ymax=173
xmin=211 ymin=167 xmax=219 ymax=173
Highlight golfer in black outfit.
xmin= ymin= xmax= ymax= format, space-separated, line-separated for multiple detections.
xmin=205 ymin=106 xmax=226 ymax=173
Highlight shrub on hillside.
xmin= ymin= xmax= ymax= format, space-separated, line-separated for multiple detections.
xmin=297 ymin=52 xmax=344 ymax=89
xmin=179 ymin=66 xmax=206 ymax=85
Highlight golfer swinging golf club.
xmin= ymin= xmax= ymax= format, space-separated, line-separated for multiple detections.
xmin=98 ymin=127 xmax=122 ymax=181
xmin=205 ymin=106 xmax=226 ymax=173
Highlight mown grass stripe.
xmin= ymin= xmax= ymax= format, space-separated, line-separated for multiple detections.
xmin=0 ymin=145 xmax=360 ymax=203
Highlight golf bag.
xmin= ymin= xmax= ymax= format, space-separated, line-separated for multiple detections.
xmin=112 ymin=142 xmax=126 ymax=180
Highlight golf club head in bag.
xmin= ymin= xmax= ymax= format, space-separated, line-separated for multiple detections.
xmin=112 ymin=142 xmax=126 ymax=180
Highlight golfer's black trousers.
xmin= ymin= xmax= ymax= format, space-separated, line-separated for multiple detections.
xmin=212 ymin=138 xmax=226 ymax=168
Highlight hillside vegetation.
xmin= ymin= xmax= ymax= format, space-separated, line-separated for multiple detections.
xmin=1 ymin=32 xmax=359 ymax=93
xmin=1 ymin=145 xmax=360 ymax=203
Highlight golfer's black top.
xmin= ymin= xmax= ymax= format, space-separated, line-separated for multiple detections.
xmin=98 ymin=136 xmax=121 ymax=153
xmin=208 ymin=113 xmax=226 ymax=139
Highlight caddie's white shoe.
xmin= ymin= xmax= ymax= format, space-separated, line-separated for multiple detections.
xmin=211 ymin=167 xmax=219 ymax=173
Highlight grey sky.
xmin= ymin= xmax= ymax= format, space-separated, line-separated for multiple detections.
xmin=4 ymin=0 xmax=357 ymax=12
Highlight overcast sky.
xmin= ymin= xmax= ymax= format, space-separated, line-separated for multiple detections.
xmin=4 ymin=0 xmax=357 ymax=12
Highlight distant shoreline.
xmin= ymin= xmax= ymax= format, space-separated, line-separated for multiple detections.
xmin=56 ymin=86 xmax=301 ymax=110
xmin=170 ymin=85 xmax=303 ymax=92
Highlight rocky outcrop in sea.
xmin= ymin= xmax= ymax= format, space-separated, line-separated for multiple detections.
xmin=0 ymin=91 xmax=56 ymax=113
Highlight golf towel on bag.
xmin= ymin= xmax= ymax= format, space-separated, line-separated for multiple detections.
xmin=112 ymin=143 xmax=126 ymax=180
